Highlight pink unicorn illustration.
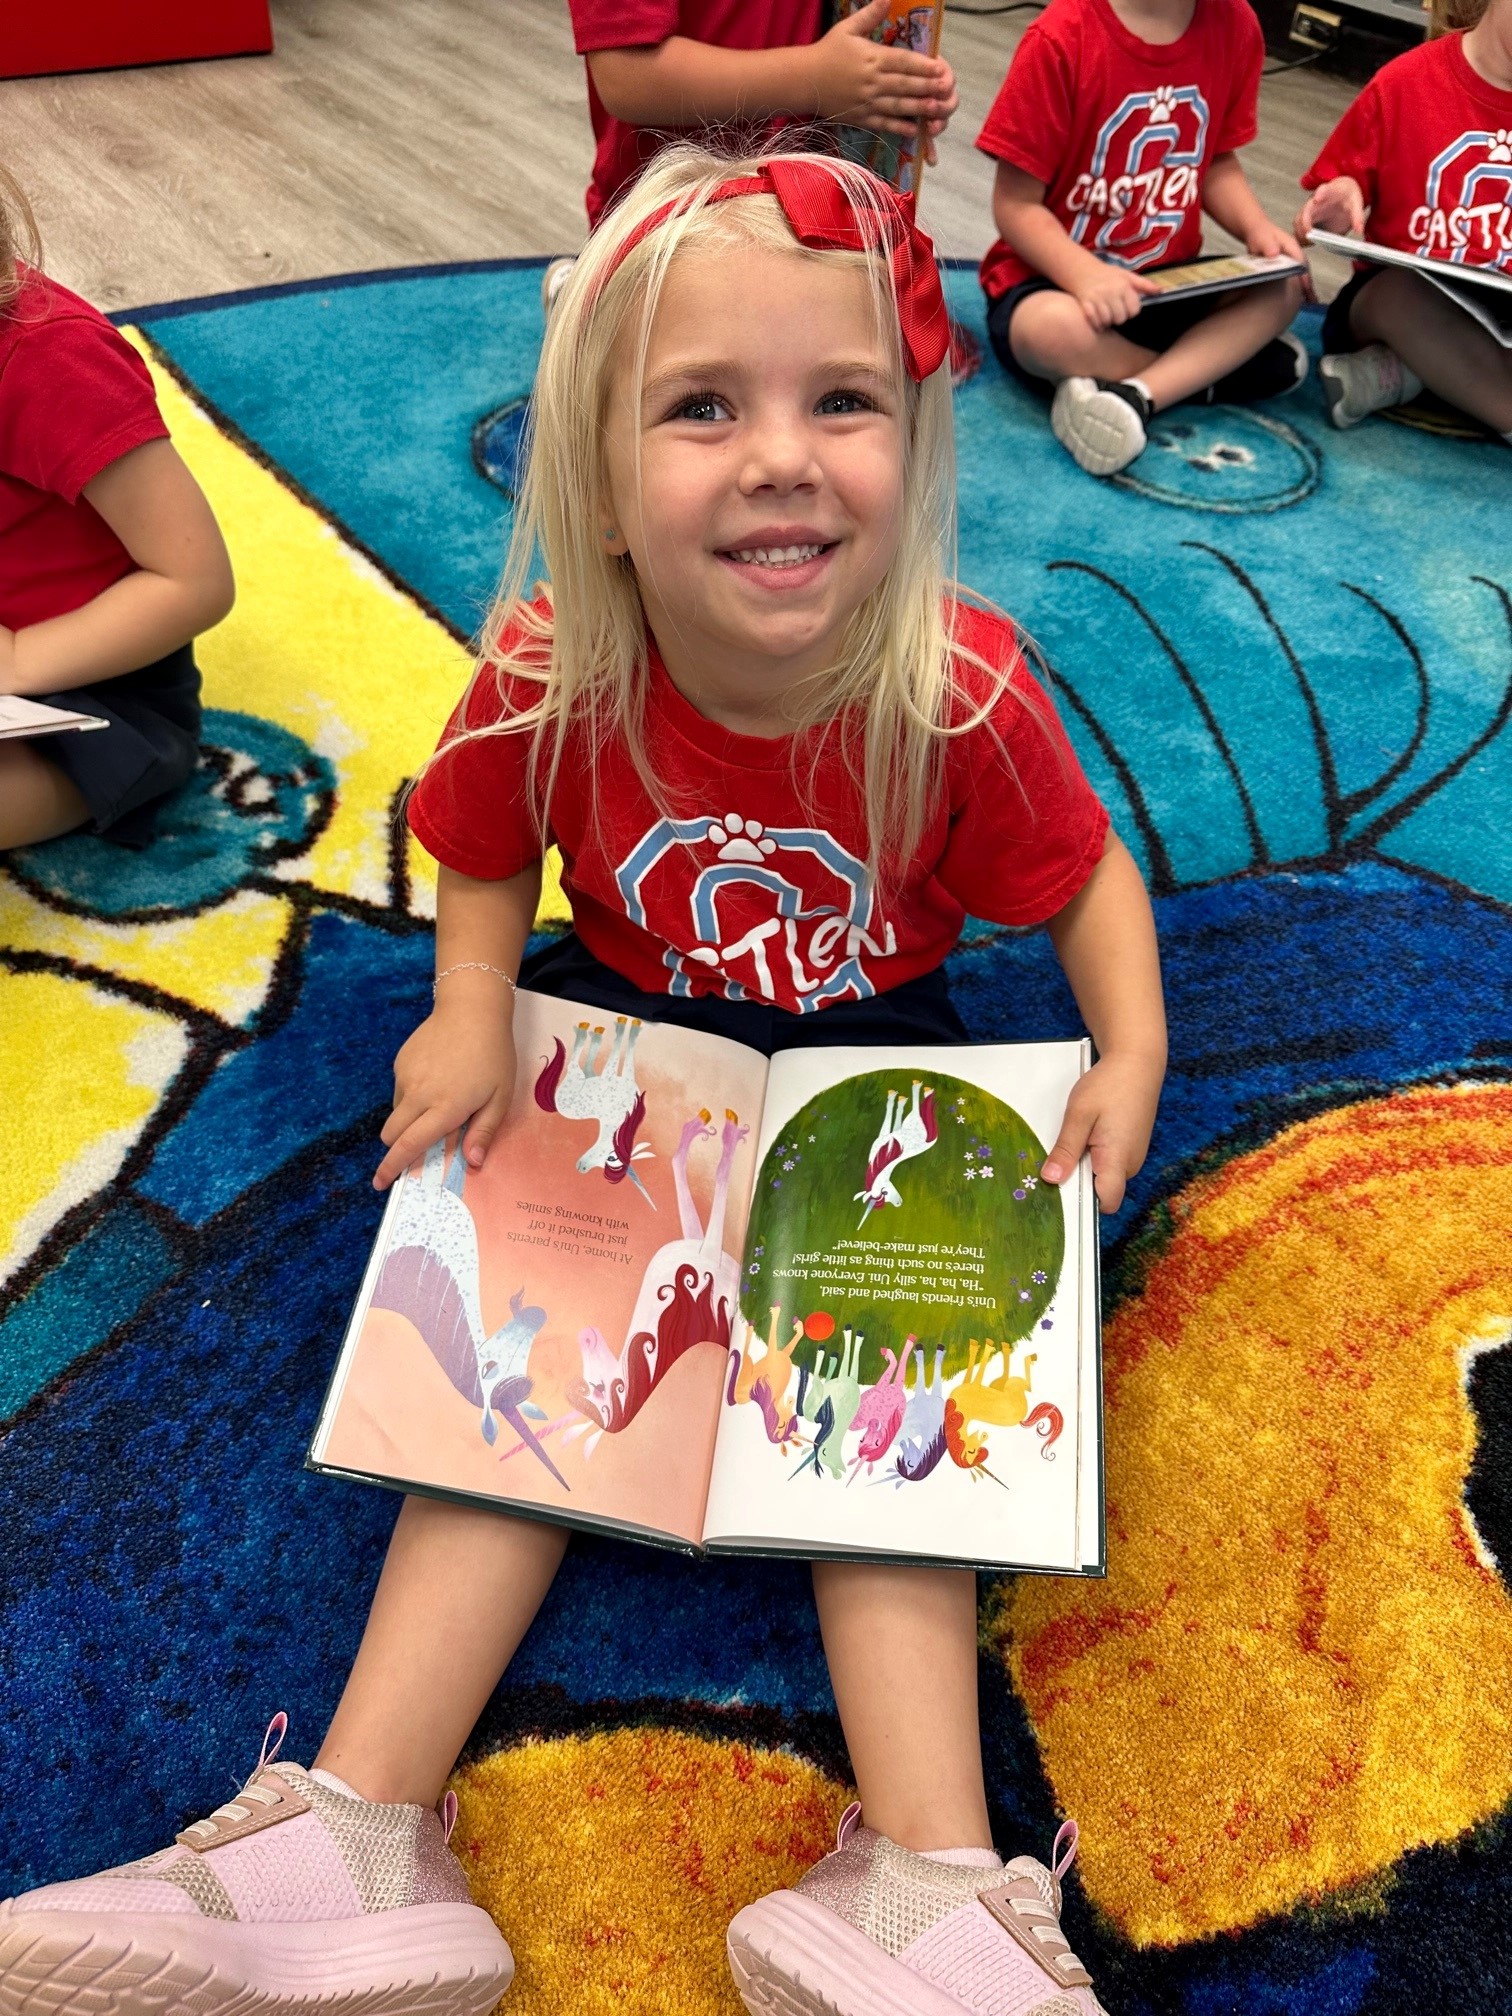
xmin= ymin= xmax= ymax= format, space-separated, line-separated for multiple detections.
xmin=564 ymin=1109 xmax=749 ymax=1446
xmin=534 ymin=1016 xmax=655 ymax=1206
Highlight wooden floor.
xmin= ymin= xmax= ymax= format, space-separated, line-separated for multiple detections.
xmin=3 ymin=0 xmax=1359 ymax=309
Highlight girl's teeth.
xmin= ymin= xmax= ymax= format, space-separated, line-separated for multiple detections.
xmin=729 ymin=544 xmax=824 ymax=567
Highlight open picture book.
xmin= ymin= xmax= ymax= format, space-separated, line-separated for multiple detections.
xmin=1306 ymin=229 xmax=1512 ymax=347
xmin=309 ymin=988 xmax=1104 ymax=1575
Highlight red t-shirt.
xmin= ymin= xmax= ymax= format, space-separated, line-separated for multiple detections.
xmin=0 ymin=271 xmax=169 ymax=632
xmin=1302 ymin=32 xmax=1512 ymax=267
xmin=567 ymin=0 xmax=823 ymax=228
xmin=975 ymin=0 xmax=1263 ymax=299
xmin=407 ymin=602 xmax=1108 ymax=1014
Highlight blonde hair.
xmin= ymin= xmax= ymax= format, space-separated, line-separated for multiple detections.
xmin=446 ymin=143 xmax=1031 ymax=883
xmin=0 ymin=163 xmax=41 ymax=311
xmin=1429 ymin=0 xmax=1487 ymax=30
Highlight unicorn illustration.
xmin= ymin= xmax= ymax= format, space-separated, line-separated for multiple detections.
xmin=855 ymin=1082 xmax=938 ymax=1225
xmin=534 ymin=1016 xmax=656 ymax=1205
xmin=373 ymin=1134 xmax=567 ymax=1487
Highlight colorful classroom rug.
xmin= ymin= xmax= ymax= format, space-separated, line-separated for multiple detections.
xmin=1 ymin=258 xmax=1510 ymax=2015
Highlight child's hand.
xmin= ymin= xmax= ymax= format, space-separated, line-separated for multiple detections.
xmin=1074 ymin=266 xmax=1160 ymax=331
xmin=374 ymin=1000 xmax=518 ymax=1192
xmin=0 ymin=626 xmax=14 ymax=692
xmin=1040 ymin=1049 xmax=1164 ymax=1215
xmin=1245 ymin=218 xmax=1306 ymax=265
xmin=813 ymin=0 xmax=958 ymax=138
xmin=1295 ymin=178 xmax=1366 ymax=242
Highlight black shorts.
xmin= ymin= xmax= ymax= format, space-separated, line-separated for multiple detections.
xmin=986 ymin=265 xmax=1243 ymax=398
xmin=1320 ymin=267 xmax=1382 ymax=355
xmin=38 ymin=642 xmax=202 ymax=847
xmin=519 ymin=931 xmax=968 ymax=1059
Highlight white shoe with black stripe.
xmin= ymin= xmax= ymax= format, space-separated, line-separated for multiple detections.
xmin=1051 ymin=377 xmax=1154 ymax=476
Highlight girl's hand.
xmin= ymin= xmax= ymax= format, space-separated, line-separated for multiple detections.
xmin=374 ymin=997 xmax=518 ymax=1192
xmin=1295 ymin=178 xmax=1366 ymax=242
xmin=1040 ymin=1049 xmax=1165 ymax=1215
xmin=812 ymin=0 xmax=957 ymax=137
xmin=1074 ymin=266 xmax=1159 ymax=331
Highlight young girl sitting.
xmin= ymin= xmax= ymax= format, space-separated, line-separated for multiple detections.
xmin=0 ymin=148 xmax=1165 ymax=2016
xmin=1296 ymin=0 xmax=1512 ymax=439
xmin=977 ymin=0 xmax=1309 ymax=477
xmin=0 ymin=168 xmax=234 ymax=851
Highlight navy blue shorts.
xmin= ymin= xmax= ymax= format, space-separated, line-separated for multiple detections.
xmin=39 ymin=642 xmax=202 ymax=847
xmin=518 ymin=932 xmax=968 ymax=1059
xmin=986 ymin=268 xmax=1228 ymax=398
xmin=1320 ymin=268 xmax=1381 ymax=355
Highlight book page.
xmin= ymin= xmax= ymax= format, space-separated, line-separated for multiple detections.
xmin=0 ymin=695 xmax=110 ymax=740
xmin=702 ymin=1040 xmax=1093 ymax=1571
xmin=1138 ymin=253 xmax=1304 ymax=298
xmin=311 ymin=991 xmax=766 ymax=1548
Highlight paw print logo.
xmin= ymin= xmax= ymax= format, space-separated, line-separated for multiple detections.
xmin=1491 ymin=130 xmax=1512 ymax=163
xmin=1149 ymin=87 xmax=1177 ymax=124
xmin=705 ymin=814 xmax=777 ymax=864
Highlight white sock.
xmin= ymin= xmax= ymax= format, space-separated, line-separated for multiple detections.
xmin=923 ymin=1845 xmax=1003 ymax=1868
xmin=309 ymin=1766 xmax=366 ymax=1800
xmin=1121 ymin=376 xmax=1155 ymax=410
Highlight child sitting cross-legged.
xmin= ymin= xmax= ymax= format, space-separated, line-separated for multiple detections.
xmin=0 ymin=147 xmax=1164 ymax=2016
xmin=977 ymin=0 xmax=1308 ymax=477
xmin=1296 ymin=0 xmax=1512 ymax=440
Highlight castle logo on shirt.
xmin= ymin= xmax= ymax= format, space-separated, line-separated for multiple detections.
xmin=1066 ymin=84 xmax=1211 ymax=266
xmin=1410 ymin=128 xmax=1512 ymax=266
xmin=613 ymin=812 xmax=897 ymax=1013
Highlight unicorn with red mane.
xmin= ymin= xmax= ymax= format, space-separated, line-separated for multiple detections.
xmin=533 ymin=1014 xmax=656 ymax=1206
xmin=855 ymin=1080 xmax=938 ymax=1226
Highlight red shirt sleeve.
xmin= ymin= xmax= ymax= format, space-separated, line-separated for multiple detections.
xmin=405 ymin=664 xmax=551 ymax=881
xmin=1213 ymin=1 xmax=1263 ymax=153
xmin=568 ymin=0 xmax=679 ymax=53
xmin=0 ymin=316 xmax=167 ymax=503
xmin=935 ymin=643 xmax=1109 ymax=927
xmin=974 ymin=24 xmax=1075 ymax=189
xmin=1300 ymin=81 xmax=1382 ymax=207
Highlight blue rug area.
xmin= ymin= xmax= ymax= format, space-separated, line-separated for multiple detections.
xmin=1 ymin=258 xmax=1509 ymax=2015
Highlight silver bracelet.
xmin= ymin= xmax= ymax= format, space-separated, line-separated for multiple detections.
xmin=433 ymin=961 xmax=518 ymax=998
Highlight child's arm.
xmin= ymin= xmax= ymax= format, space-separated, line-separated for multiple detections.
xmin=588 ymin=0 xmax=957 ymax=143
xmin=0 ymin=439 xmax=233 ymax=698
xmin=1203 ymin=152 xmax=1305 ymax=263
xmin=1294 ymin=175 xmax=1367 ymax=242
xmin=1040 ymin=832 xmax=1166 ymax=1214
xmin=374 ymin=861 xmax=542 ymax=1192
xmin=992 ymin=162 xmax=1160 ymax=330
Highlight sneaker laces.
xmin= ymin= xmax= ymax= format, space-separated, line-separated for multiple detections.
xmin=176 ymin=1712 xmax=309 ymax=1850
xmin=981 ymin=1821 xmax=1095 ymax=1992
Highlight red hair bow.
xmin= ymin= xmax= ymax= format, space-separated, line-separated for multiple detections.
xmin=601 ymin=159 xmax=950 ymax=383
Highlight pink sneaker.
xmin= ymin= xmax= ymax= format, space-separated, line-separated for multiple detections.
xmin=727 ymin=1806 xmax=1107 ymax=2015
xmin=0 ymin=1716 xmax=514 ymax=2016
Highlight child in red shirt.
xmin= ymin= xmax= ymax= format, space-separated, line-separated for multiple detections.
xmin=566 ymin=0 xmax=957 ymax=227
xmin=976 ymin=0 xmax=1308 ymax=478
xmin=1296 ymin=0 xmax=1512 ymax=439
xmin=0 ymin=170 xmax=235 ymax=850
xmin=0 ymin=150 xmax=1165 ymax=2016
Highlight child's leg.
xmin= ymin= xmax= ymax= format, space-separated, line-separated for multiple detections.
xmin=0 ymin=741 xmax=90 ymax=848
xmin=1136 ymin=276 xmax=1304 ymax=410
xmin=812 ymin=1560 xmax=992 ymax=1850
xmin=1007 ymin=286 xmax=1160 ymax=386
xmin=1350 ymin=267 xmax=1512 ymax=434
xmin=317 ymin=1496 xmax=570 ymax=1805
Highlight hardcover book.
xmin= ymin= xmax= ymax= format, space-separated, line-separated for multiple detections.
xmin=309 ymin=988 xmax=1104 ymax=1575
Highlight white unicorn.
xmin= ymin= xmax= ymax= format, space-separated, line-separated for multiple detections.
xmin=855 ymin=1081 xmax=938 ymax=1225
xmin=533 ymin=1015 xmax=656 ymax=1206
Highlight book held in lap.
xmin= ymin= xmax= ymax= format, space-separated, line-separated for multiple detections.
xmin=310 ymin=988 xmax=1104 ymax=1575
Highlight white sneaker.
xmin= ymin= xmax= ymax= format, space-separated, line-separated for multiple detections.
xmin=540 ymin=256 xmax=576 ymax=316
xmin=1319 ymin=343 xmax=1423 ymax=429
xmin=1051 ymin=376 xmax=1153 ymax=476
